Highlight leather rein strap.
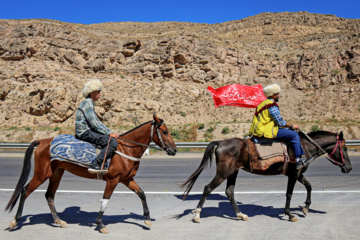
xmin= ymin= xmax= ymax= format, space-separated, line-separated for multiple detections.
xmin=299 ymin=130 xmax=346 ymax=167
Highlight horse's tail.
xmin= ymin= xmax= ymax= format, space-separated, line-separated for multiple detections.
xmin=181 ymin=141 xmax=219 ymax=200
xmin=5 ymin=140 xmax=40 ymax=212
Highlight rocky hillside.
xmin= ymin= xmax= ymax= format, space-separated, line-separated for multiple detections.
xmin=0 ymin=11 xmax=359 ymax=142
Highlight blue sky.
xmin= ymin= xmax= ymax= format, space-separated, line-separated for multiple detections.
xmin=1 ymin=0 xmax=359 ymax=24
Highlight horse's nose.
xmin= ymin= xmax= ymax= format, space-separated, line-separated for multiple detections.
xmin=167 ymin=148 xmax=177 ymax=156
xmin=342 ymin=166 xmax=352 ymax=173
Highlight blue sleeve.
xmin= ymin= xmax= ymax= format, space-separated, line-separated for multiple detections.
xmin=268 ymin=106 xmax=287 ymax=127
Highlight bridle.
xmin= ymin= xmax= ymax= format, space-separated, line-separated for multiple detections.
xmin=150 ymin=120 xmax=167 ymax=151
xmin=327 ymin=135 xmax=346 ymax=166
xmin=300 ymin=130 xmax=347 ymax=168
xmin=113 ymin=120 xmax=168 ymax=162
xmin=116 ymin=120 xmax=167 ymax=152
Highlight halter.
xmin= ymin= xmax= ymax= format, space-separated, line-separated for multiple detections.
xmin=327 ymin=135 xmax=346 ymax=166
xmin=300 ymin=130 xmax=346 ymax=168
xmin=150 ymin=120 xmax=167 ymax=151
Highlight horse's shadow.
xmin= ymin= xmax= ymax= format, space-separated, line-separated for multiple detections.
xmin=6 ymin=206 xmax=152 ymax=232
xmin=174 ymin=194 xmax=327 ymax=221
xmin=6 ymin=194 xmax=328 ymax=231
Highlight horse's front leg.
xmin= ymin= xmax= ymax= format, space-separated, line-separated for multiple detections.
xmin=123 ymin=179 xmax=151 ymax=228
xmin=298 ymin=173 xmax=312 ymax=215
xmin=96 ymin=179 xmax=118 ymax=234
xmin=284 ymin=175 xmax=298 ymax=222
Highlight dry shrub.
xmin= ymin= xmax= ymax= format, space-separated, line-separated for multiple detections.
xmin=188 ymin=124 xmax=198 ymax=142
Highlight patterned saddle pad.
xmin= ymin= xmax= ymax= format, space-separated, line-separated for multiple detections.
xmin=246 ymin=138 xmax=294 ymax=173
xmin=50 ymin=134 xmax=110 ymax=168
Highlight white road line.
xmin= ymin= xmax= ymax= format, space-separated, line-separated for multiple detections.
xmin=1 ymin=189 xmax=360 ymax=194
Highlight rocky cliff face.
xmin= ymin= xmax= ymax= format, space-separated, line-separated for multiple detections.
xmin=0 ymin=11 xmax=359 ymax=142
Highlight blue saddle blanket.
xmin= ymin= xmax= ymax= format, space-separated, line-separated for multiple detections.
xmin=50 ymin=134 xmax=110 ymax=168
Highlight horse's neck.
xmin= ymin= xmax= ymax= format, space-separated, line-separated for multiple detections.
xmin=116 ymin=123 xmax=152 ymax=158
xmin=122 ymin=123 xmax=152 ymax=145
xmin=302 ymin=135 xmax=336 ymax=159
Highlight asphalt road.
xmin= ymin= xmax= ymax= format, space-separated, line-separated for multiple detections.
xmin=0 ymin=153 xmax=359 ymax=240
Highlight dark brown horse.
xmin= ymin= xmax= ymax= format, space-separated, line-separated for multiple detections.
xmin=5 ymin=114 xmax=177 ymax=233
xmin=182 ymin=130 xmax=352 ymax=222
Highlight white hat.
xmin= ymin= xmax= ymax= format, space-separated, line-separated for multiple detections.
xmin=263 ymin=84 xmax=280 ymax=97
xmin=82 ymin=79 xmax=103 ymax=98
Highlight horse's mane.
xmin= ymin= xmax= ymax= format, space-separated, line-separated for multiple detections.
xmin=299 ymin=130 xmax=337 ymax=139
xmin=119 ymin=121 xmax=152 ymax=136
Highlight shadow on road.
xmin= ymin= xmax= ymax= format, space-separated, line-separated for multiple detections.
xmin=4 ymin=196 xmax=328 ymax=232
xmin=174 ymin=194 xmax=327 ymax=221
xmin=5 ymin=206 xmax=153 ymax=232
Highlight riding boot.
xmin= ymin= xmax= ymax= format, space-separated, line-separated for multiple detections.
xmin=295 ymin=157 xmax=312 ymax=170
xmin=88 ymin=159 xmax=108 ymax=174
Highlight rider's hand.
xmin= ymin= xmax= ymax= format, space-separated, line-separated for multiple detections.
xmin=109 ymin=133 xmax=119 ymax=139
xmin=292 ymin=124 xmax=300 ymax=130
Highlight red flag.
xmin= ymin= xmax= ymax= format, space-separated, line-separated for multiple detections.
xmin=207 ymin=84 xmax=266 ymax=108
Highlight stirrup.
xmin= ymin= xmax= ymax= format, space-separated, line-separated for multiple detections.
xmin=88 ymin=168 xmax=108 ymax=174
xmin=88 ymin=163 xmax=108 ymax=174
xmin=296 ymin=161 xmax=305 ymax=170
xmin=295 ymin=157 xmax=311 ymax=170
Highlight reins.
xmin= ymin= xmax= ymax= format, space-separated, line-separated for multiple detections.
xmin=116 ymin=136 xmax=159 ymax=150
xmin=299 ymin=130 xmax=346 ymax=167
xmin=101 ymin=136 xmax=113 ymax=172
xmin=108 ymin=120 xmax=166 ymax=162
xmin=116 ymin=120 xmax=164 ymax=151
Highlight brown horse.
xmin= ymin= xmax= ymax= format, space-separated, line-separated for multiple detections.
xmin=182 ymin=130 xmax=352 ymax=222
xmin=5 ymin=114 xmax=177 ymax=233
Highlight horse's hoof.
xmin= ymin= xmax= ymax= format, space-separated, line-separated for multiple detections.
xmin=144 ymin=220 xmax=152 ymax=228
xmin=241 ymin=215 xmax=249 ymax=221
xmin=55 ymin=219 xmax=68 ymax=228
xmin=9 ymin=219 xmax=17 ymax=230
xmin=302 ymin=206 xmax=309 ymax=216
xmin=237 ymin=213 xmax=249 ymax=221
xmin=289 ymin=216 xmax=298 ymax=222
xmin=193 ymin=208 xmax=201 ymax=223
xmin=100 ymin=227 xmax=109 ymax=234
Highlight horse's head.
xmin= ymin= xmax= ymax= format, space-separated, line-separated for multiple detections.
xmin=327 ymin=131 xmax=352 ymax=173
xmin=151 ymin=114 xmax=177 ymax=156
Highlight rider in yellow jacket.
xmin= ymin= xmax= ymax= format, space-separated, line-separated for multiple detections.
xmin=249 ymin=84 xmax=311 ymax=170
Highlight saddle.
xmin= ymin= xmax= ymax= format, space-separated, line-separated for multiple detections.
xmin=50 ymin=134 xmax=111 ymax=168
xmin=246 ymin=137 xmax=295 ymax=173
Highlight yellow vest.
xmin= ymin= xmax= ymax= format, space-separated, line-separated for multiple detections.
xmin=249 ymin=99 xmax=279 ymax=138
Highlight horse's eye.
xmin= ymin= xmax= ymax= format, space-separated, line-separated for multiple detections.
xmin=163 ymin=130 xmax=168 ymax=135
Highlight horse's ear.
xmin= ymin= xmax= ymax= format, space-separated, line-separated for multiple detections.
xmin=339 ymin=131 xmax=344 ymax=140
xmin=153 ymin=113 xmax=159 ymax=122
